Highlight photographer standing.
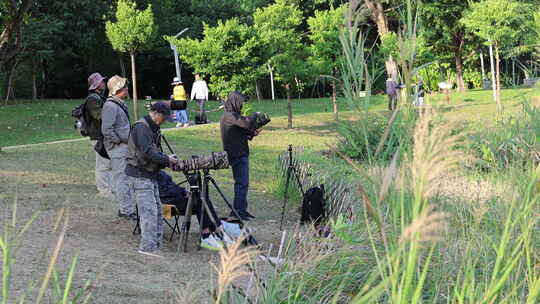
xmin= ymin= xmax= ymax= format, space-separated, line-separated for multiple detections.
xmin=85 ymin=72 xmax=112 ymax=198
xmin=102 ymin=76 xmax=135 ymax=219
xmin=220 ymin=91 xmax=259 ymax=221
xmin=126 ymin=102 xmax=176 ymax=257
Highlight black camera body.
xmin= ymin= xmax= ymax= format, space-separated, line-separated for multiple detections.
xmin=251 ymin=112 xmax=271 ymax=129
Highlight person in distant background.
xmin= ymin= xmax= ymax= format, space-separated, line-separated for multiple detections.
xmin=85 ymin=72 xmax=112 ymax=198
xmin=416 ymin=79 xmax=425 ymax=107
xmin=190 ymin=73 xmax=209 ymax=124
xmin=171 ymin=77 xmax=189 ymax=128
xmin=386 ymin=78 xmax=398 ymax=111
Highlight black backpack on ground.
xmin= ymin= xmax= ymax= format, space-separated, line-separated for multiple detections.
xmin=300 ymin=185 xmax=326 ymax=226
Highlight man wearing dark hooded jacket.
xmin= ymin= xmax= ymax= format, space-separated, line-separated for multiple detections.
xmin=220 ymin=91 xmax=259 ymax=220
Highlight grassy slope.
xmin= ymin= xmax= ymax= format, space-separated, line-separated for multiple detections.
xmin=0 ymin=97 xmax=368 ymax=147
xmin=2 ymin=87 xmax=539 ymax=147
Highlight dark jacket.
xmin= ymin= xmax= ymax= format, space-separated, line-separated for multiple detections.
xmin=220 ymin=92 xmax=256 ymax=159
xmin=157 ymin=171 xmax=188 ymax=205
xmin=85 ymin=90 xmax=106 ymax=140
xmin=386 ymin=79 xmax=397 ymax=97
xmin=126 ymin=116 xmax=169 ymax=179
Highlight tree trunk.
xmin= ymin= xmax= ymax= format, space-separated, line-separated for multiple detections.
xmin=495 ymin=45 xmax=502 ymax=112
xmin=332 ymin=79 xmax=338 ymax=121
xmin=255 ymin=80 xmax=262 ymax=102
xmin=5 ymin=66 xmax=16 ymax=104
xmin=268 ymin=63 xmax=275 ymax=100
xmin=365 ymin=0 xmax=398 ymax=80
xmin=480 ymin=51 xmax=486 ymax=81
xmin=455 ymin=49 xmax=465 ymax=92
xmin=119 ymin=53 xmax=126 ymax=77
xmin=489 ymin=42 xmax=497 ymax=105
xmin=130 ymin=52 xmax=138 ymax=119
xmin=512 ymin=57 xmax=516 ymax=86
xmin=286 ymin=83 xmax=292 ymax=129
xmin=32 ymin=56 xmax=38 ymax=100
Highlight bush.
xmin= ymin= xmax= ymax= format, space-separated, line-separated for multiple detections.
xmin=337 ymin=109 xmax=417 ymax=163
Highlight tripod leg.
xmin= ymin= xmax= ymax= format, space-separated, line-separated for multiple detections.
xmin=279 ymin=167 xmax=293 ymax=231
xmin=207 ymin=176 xmax=258 ymax=246
xmin=291 ymin=167 xmax=305 ymax=196
xmin=207 ymin=176 xmax=245 ymax=226
xmin=178 ymin=193 xmax=195 ymax=253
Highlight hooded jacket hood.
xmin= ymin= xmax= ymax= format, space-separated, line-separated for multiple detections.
xmin=224 ymin=91 xmax=248 ymax=113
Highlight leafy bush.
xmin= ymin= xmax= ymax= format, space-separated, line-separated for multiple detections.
xmin=337 ymin=109 xmax=417 ymax=163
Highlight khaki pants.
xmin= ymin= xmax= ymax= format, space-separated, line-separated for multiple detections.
xmin=108 ymin=144 xmax=135 ymax=215
xmin=130 ymin=177 xmax=163 ymax=251
xmin=91 ymin=140 xmax=112 ymax=194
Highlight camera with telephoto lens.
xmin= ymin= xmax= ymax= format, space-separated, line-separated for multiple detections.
xmin=171 ymin=152 xmax=230 ymax=172
xmin=251 ymin=112 xmax=271 ymax=129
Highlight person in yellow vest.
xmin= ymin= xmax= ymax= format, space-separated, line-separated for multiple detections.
xmin=171 ymin=77 xmax=189 ymax=128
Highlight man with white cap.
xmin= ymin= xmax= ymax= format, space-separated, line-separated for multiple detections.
xmin=102 ymin=75 xmax=136 ymax=219
xmin=85 ymin=72 xmax=112 ymax=197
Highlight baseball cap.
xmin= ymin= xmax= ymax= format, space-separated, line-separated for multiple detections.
xmin=150 ymin=102 xmax=174 ymax=122
xmin=107 ymin=75 xmax=128 ymax=96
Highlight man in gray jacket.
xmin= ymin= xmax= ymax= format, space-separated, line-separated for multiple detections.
xmin=102 ymin=75 xmax=135 ymax=219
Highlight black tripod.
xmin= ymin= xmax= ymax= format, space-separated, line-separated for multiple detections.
xmin=279 ymin=145 xmax=305 ymax=231
xmin=160 ymin=135 xmax=257 ymax=252
xmin=178 ymin=166 xmax=258 ymax=252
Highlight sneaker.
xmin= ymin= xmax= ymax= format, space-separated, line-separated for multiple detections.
xmin=183 ymin=123 xmax=189 ymax=128
xmin=176 ymin=123 xmax=182 ymax=128
xmin=138 ymin=249 xmax=164 ymax=258
xmin=118 ymin=210 xmax=138 ymax=221
xmin=243 ymin=211 xmax=256 ymax=219
xmin=221 ymin=220 xmax=242 ymax=239
xmin=201 ymin=234 xmax=224 ymax=251
xmin=218 ymin=231 xmax=235 ymax=246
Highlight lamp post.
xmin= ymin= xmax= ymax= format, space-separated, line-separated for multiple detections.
xmin=170 ymin=28 xmax=189 ymax=81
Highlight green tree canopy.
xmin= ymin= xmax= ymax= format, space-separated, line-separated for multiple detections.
xmin=106 ymin=0 xmax=156 ymax=118
xmin=308 ymin=5 xmax=345 ymax=119
xmin=308 ymin=5 xmax=345 ymax=77
xmin=254 ymin=0 xmax=306 ymax=128
xmin=106 ymin=0 xmax=156 ymax=55
xmin=169 ymin=18 xmax=261 ymax=99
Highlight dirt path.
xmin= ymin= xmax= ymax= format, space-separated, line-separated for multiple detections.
xmin=0 ymin=139 xmax=291 ymax=303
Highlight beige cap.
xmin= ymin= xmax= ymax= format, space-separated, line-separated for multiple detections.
xmin=107 ymin=75 xmax=128 ymax=96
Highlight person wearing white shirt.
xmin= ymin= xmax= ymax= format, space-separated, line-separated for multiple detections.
xmin=190 ymin=73 xmax=209 ymax=124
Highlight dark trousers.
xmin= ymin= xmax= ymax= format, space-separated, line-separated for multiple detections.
xmin=230 ymin=156 xmax=249 ymax=215
xmin=196 ymin=99 xmax=207 ymax=123
xmin=388 ymin=95 xmax=397 ymax=111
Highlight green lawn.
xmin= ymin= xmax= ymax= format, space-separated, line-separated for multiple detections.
xmin=2 ymin=88 xmax=539 ymax=147
xmin=0 ymin=97 xmax=367 ymax=147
